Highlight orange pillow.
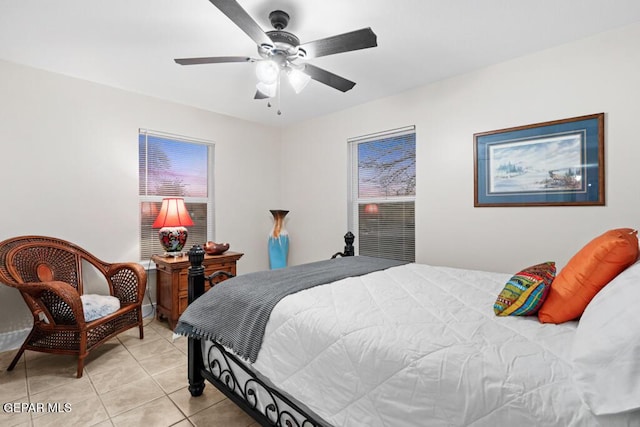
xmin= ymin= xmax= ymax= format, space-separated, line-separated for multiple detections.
xmin=538 ymin=228 xmax=639 ymax=324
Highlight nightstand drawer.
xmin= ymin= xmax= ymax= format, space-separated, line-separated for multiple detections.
xmin=152 ymin=251 xmax=243 ymax=330
xmin=177 ymin=261 xmax=237 ymax=292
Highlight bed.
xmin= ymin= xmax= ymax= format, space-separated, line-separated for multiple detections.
xmin=175 ymin=231 xmax=640 ymax=427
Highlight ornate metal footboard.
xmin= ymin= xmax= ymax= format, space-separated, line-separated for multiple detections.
xmin=185 ymin=244 xmax=333 ymax=427
xmin=200 ymin=339 xmax=325 ymax=426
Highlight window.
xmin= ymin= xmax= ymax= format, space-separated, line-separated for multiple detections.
xmin=348 ymin=126 xmax=416 ymax=262
xmin=139 ymin=130 xmax=214 ymax=261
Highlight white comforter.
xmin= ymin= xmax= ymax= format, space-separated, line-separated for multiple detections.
xmin=251 ymin=263 xmax=640 ymax=427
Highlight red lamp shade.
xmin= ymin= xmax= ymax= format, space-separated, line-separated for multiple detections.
xmin=152 ymin=198 xmax=193 ymax=255
xmin=152 ymin=198 xmax=194 ymax=228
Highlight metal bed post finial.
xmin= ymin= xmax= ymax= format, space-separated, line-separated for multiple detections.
xmin=331 ymin=231 xmax=355 ymax=259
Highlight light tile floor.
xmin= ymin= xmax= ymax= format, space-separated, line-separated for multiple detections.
xmin=0 ymin=318 xmax=257 ymax=427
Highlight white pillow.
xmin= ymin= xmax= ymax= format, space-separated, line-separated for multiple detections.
xmin=81 ymin=294 xmax=120 ymax=322
xmin=571 ymin=260 xmax=640 ymax=414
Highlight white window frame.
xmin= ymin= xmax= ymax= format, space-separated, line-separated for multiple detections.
xmin=348 ymin=125 xmax=416 ymax=261
xmin=138 ymin=129 xmax=215 ymax=262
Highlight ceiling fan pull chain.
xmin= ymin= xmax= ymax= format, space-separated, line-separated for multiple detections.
xmin=277 ymin=73 xmax=282 ymax=115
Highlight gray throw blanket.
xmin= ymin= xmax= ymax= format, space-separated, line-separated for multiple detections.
xmin=175 ymin=256 xmax=407 ymax=362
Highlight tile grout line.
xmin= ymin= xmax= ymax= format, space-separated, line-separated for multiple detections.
xmin=22 ymin=351 xmax=34 ymax=426
xmin=147 ymin=319 xmax=224 ymax=425
xmin=8 ymin=318 xmax=230 ymax=427
xmin=152 ymin=320 xmax=196 ymax=425
xmin=101 ymin=330 xmax=160 ymax=424
xmin=84 ymin=362 xmax=115 ymax=427
xmin=113 ymin=320 xmax=192 ymax=425
xmin=20 ymin=353 xmax=33 ymax=427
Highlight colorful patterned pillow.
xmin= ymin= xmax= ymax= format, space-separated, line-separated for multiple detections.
xmin=494 ymin=262 xmax=556 ymax=316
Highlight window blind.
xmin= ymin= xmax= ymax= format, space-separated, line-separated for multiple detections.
xmin=348 ymin=126 xmax=416 ymax=262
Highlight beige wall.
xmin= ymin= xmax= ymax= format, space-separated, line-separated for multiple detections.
xmin=280 ymin=22 xmax=640 ymax=273
xmin=2 ymin=21 xmax=640 ymax=351
xmin=0 ymin=60 xmax=282 ymax=350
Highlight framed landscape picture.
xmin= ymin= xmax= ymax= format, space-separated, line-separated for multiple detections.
xmin=474 ymin=113 xmax=604 ymax=207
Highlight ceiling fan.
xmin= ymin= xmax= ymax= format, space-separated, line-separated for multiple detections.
xmin=174 ymin=0 xmax=378 ymax=107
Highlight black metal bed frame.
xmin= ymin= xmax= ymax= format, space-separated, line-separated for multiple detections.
xmin=185 ymin=233 xmax=355 ymax=426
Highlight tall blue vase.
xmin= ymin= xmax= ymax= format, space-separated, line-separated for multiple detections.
xmin=268 ymin=210 xmax=289 ymax=269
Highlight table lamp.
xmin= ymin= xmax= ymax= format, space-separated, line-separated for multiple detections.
xmin=152 ymin=198 xmax=194 ymax=256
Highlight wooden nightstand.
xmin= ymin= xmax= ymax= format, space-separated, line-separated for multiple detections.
xmin=151 ymin=251 xmax=244 ymax=329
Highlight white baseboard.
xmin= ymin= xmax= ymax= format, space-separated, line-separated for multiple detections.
xmin=0 ymin=303 xmax=157 ymax=354
xmin=0 ymin=328 xmax=30 ymax=353
xmin=142 ymin=303 xmax=156 ymax=319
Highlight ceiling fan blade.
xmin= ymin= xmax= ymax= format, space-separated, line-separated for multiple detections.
xmin=303 ymin=64 xmax=356 ymax=92
xmin=174 ymin=56 xmax=253 ymax=65
xmin=300 ymin=28 xmax=377 ymax=59
xmin=208 ymin=0 xmax=273 ymax=47
xmin=254 ymin=90 xmax=271 ymax=99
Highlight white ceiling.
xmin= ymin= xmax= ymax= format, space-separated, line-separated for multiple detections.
xmin=2 ymin=0 xmax=640 ymax=127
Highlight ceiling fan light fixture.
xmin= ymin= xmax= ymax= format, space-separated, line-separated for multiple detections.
xmin=256 ymin=81 xmax=277 ymax=98
xmin=174 ymin=2 xmax=378 ymax=102
xmin=255 ymin=60 xmax=280 ymax=84
xmin=288 ymin=68 xmax=311 ymax=94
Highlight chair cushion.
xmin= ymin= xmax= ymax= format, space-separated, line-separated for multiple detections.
xmin=81 ymin=294 xmax=120 ymax=322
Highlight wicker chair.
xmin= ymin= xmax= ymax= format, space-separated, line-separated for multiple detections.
xmin=0 ymin=236 xmax=147 ymax=378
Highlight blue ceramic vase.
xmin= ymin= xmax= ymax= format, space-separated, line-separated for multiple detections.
xmin=268 ymin=210 xmax=289 ymax=269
